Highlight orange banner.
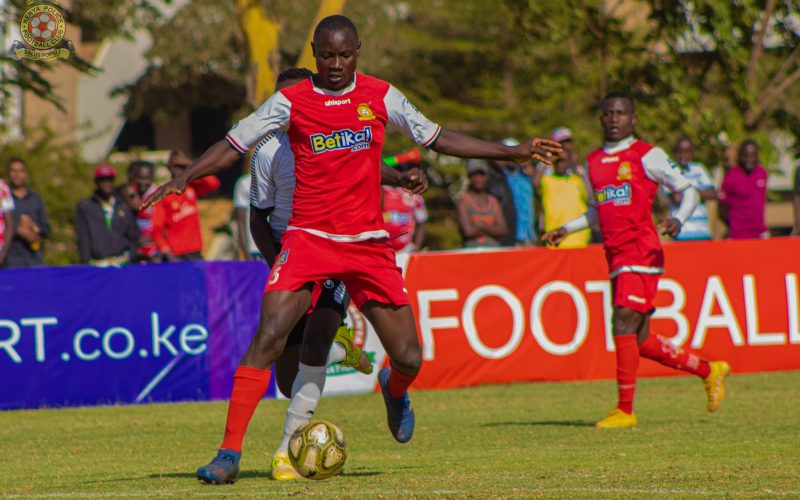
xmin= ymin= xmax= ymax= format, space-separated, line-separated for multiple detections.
xmin=403 ymin=239 xmax=800 ymax=390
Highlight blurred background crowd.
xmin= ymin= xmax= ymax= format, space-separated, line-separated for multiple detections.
xmin=1 ymin=0 xmax=799 ymax=268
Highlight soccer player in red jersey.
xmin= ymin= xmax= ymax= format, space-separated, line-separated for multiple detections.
xmin=145 ymin=15 xmax=561 ymax=483
xmin=543 ymin=92 xmax=730 ymax=428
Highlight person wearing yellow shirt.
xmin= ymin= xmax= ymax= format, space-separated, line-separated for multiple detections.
xmin=535 ymin=150 xmax=591 ymax=248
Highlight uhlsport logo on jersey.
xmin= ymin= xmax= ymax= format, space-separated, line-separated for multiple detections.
xmin=595 ymin=183 xmax=632 ymax=206
xmin=310 ymin=126 xmax=373 ymax=154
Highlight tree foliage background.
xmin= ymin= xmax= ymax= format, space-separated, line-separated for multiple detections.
xmin=2 ymin=0 xmax=799 ymax=260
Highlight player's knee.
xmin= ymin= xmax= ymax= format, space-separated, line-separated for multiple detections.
xmin=613 ymin=307 xmax=641 ymax=335
xmin=252 ymin=322 xmax=287 ymax=358
xmin=392 ymin=339 xmax=422 ymax=374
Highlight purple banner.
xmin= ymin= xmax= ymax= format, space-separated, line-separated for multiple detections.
xmin=0 ymin=262 xmax=271 ymax=410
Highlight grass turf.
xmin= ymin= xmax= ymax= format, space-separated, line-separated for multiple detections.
xmin=2 ymin=371 xmax=799 ymax=498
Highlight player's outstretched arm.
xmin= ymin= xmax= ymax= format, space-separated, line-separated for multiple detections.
xmin=141 ymin=140 xmax=241 ymax=209
xmin=542 ymin=207 xmax=598 ymax=247
xmin=658 ymin=186 xmax=699 ymax=238
xmin=431 ymin=129 xmax=563 ymax=165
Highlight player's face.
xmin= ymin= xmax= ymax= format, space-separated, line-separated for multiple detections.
xmin=312 ymin=29 xmax=360 ymax=91
xmin=7 ymin=161 xmax=27 ymax=188
xmin=674 ymin=140 xmax=693 ymax=167
xmin=739 ymin=143 xmax=758 ymax=171
xmin=600 ymin=98 xmax=636 ymax=142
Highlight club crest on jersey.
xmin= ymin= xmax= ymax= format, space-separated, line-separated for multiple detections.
xmin=595 ymin=183 xmax=632 ymax=206
xmin=310 ymin=126 xmax=373 ymax=154
xmin=357 ymin=103 xmax=375 ymax=121
xmin=277 ymin=250 xmax=290 ymax=264
xmin=616 ymin=162 xmax=632 ymax=181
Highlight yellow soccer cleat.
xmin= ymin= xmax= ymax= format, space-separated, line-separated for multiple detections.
xmin=335 ymin=325 xmax=373 ymax=375
xmin=703 ymin=360 xmax=730 ymax=413
xmin=595 ymin=408 xmax=638 ymax=429
xmin=271 ymin=451 xmax=301 ymax=481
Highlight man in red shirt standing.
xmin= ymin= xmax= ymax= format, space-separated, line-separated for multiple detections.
xmin=544 ymin=92 xmax=729 ymax=429
xmin=145 ymin=15 xmax=561 ymax=484
xmin=152 ymin=150 xmax=220 ymax=261
xmin=718 ymin=140 xmax=769 ymax=239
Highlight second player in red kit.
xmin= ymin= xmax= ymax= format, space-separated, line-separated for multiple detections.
xmin=544 ymin=92 xmax=730 ymax=429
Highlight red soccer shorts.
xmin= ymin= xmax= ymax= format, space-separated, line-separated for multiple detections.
xmin=265 ymin=229 xmax=409 ymax=308
xmin=612 ymin=272 xmax=660 ymax=313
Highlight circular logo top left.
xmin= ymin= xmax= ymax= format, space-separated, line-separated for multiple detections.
xmin=20 ymin=3 xmax=66 ymax=49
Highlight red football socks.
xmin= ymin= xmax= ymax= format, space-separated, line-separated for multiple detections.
xmin=639 ymin=334 xmax=711 ymax=378
xmin=387 ymin=366 xmax=417 ymax=399
xmin=614 ymin=334 xmax=640 ymax=414
xmin=220 ymin=366 xmax=272 ymax=452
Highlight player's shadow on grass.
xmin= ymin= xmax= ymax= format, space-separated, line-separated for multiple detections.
xmin=482 ymin=420 xmax=595 ymax=428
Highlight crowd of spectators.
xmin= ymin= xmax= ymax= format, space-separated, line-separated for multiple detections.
xmin=0 ymin=135 xmax=796 ymax=268
xmin=454 ymin=129 xmax=786 ymax=250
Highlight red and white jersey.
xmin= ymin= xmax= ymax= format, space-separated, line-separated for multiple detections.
xmin=0 ymin=179 xmax=15 ymax=248
xmin=382 ymin=186 xmax=427 ymax=251
xmin=226 ymin=73 xmax=441 ymax=242
xmin=586 ymin=137 xmax=690 ymax=277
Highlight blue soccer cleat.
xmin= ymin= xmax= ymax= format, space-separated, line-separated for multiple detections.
xmin=378 ymin=366 xmax=415 ymax=443
xmin=196 ymin=449 xmax=241 ymax=484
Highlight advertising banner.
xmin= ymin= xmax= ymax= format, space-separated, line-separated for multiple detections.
xmin=404 ymin=239 xmax=800 ymax=390
xmin=0 ymin=262 xmax=269 ymax=409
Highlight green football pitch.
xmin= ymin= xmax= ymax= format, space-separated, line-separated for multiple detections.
xmin=3 ymin=371 xmax=799 ymax=498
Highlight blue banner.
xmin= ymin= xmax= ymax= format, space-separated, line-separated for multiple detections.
xmin=0 ymin=262 xmax=271 ymax=410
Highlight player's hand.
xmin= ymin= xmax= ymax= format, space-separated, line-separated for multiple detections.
xmin=514 ymin=138 xmax=563 ymax=165
xmin=542 ymin=227 xmax=568 ymax=247
xmin=400 ymin=167 xmax=429 ymax=195
xmin=140 ymin=177 xmax=187 ymax=209
xmin=659 ymin=218 xmax=682 ymax=238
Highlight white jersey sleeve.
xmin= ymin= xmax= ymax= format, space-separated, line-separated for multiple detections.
xmin=226 ymin=92 xmax=291 ymax=154
xmin=384 ymin=85 xmax=442 ymax=148
xmin=233 ymin=176 xmax=250 ymax=209
xmin=642 ymin=147 xmax=691 ymax=192
xmin=249 ymin=133 xmax=282 ymax=210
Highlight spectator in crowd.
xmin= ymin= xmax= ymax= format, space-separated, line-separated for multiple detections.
xmin=152 ymin=150 xmax=221 ymax=261
xmin=537 ymin=148 xmax=591 ymax=249
xmin=486 ymin=159 xmax=517 ymax=247
xmin=496 ymin=138 xmax=535 ymax=246
xmin=128 ymin=161 xmax=160 ymax=263
xmin=5 ymin=158 xmax=50 ymax=267
xmin=233 ymin=167 xmax=261 ymax=260
xmin=0 ymin=173 xmax=15 ymax=268
xmin=76 ymin=164 xmax=138 ymax=266
xmin=719 ymin=140 xmax=769 ymax=239
xmin=457 ymin=160 xmax=507 ymax=248
xmin=382 ymin=162 xmax=428 ymax=253
xmin=664 ymin=137 xmax=717 ymax=241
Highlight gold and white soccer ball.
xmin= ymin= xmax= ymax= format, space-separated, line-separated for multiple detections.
xmin=288 ymin=420 xmax=348 ymax=480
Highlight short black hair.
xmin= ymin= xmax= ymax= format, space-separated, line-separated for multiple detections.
xmin=6 ymin=156 xmax=26 ymax=168
xmin=313 ymin=15 xmax=359 ymax=43
xmin=601 ymin=91 xmax=635 ymax=112
xmin=674 ymin=135 xmax=693 ymax=149
xmin=277 ymin=67 xmax=313 ymax=84
xmin=739 ymin=139 xmax=758 ymax=154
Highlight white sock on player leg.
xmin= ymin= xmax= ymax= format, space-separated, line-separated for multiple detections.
xmin=276 ymin=363 xmax=327 ymax=454
xmin=327 ymin=342 xmax=346 ymax=365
